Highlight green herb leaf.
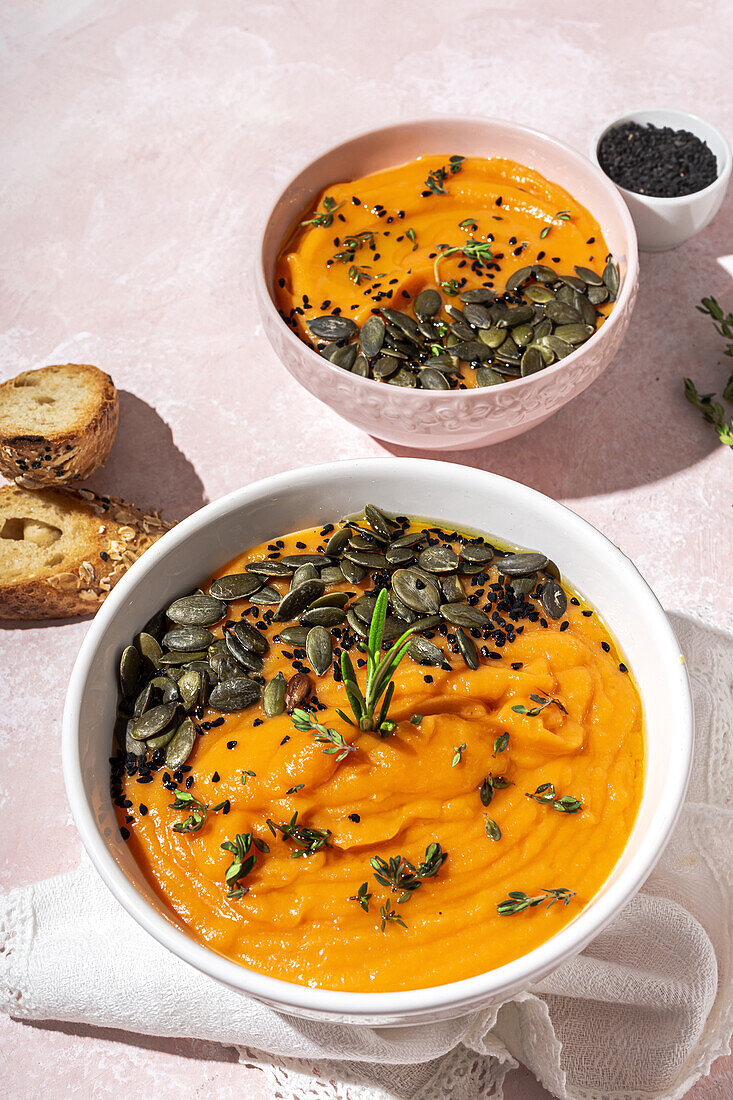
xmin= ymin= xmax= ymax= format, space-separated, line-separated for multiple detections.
xmin=169 ymin=791 xmax=226 ymax=834
xmin=493 ymin=732 xmax=509 ymax=756
xmin=526 ymin=784 xmax=583 ymax=813
xmin=266 ymin=811 xmax=331 ymax=858
xmin=409 ymin=713 xmax=422 ymax=725
xmin=485 ymin=816 xmax=502 ymax=841
xmin=291 ymin=707 xmax=357 ymax=762
xmin=350 ymin=880 xmax=372 ymax=913
xmin=301 ymin=195 xmax=345 ymax=229
xmin=497 ymin=887 xmax=576 ymax=915
xmin=684 ymin=297 xmax=733 ymax=445
xmin=511 ymin=695 xmax=567 ymax=717
xmin=451 ymin=742 xmax=466 ymax=767
xmin=380 ymin=899 xmax=407 ymax=931
xmin=221 ymin=832 xmax=259 ymax=897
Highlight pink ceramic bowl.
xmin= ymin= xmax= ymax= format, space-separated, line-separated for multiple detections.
xmin=255 ymin=117 xmax=639 ymax=451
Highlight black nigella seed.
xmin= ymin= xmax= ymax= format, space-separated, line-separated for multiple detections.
xmin=348 ymin=813 xmax=361 ymax=823
xmin=227 ymin=741 xmax=237 ymax=750
xmin=619 ymin=663 xmax=628 ymax=673
xmin=560 ymin=621 xmax=569 ymax=632
xmin=139 ymin=804 xmax=148 ymax=815
xmin=212 ymin=771 xmax=220 ymax=783
xmin=601 ymin=641 xmax=610 ymax=652
xmin=120 ymin=827 xmax=130 ymax=840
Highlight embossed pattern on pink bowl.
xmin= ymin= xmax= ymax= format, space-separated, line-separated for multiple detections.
xmin=256 ymin=118 xmax=639 ymax=451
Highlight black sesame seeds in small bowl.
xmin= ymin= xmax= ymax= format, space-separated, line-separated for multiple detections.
xmin=591 ymin=108 xmax=731 ymax=252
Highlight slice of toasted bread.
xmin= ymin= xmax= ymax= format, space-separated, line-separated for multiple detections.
xmin=0 ymin=364 xmax=119 ymax=488
xmin=0 ymin=484 xmax=172 ymax=619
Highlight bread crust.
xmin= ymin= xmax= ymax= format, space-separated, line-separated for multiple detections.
xmin=0 ymin=485 xmax=173 ymax=620
xmin=0 ymin=364 xmax=119 ymax=488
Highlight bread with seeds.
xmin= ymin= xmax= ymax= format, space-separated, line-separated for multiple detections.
xmin=0 ymin=484 xmax=172 ymax=619
xmin=0 ymin=363 xmax=119 ymax=488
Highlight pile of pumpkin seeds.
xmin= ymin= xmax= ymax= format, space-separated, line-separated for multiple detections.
xmin=308 ymin=258 xmax=620 ymax=389
xmin=113 ymin=505 xmax=571 ymax=774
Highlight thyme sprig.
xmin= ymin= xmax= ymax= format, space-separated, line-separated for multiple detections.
xmin=512 ymin=694 xmax=567 ymax=717
xmin=479 ymin=773 xmax=512 ymax=807
xmin=301 ymin=195 xmax=344 ymax=228
xmin=433 ymin=238 xmax=493 ymax=284
xmin=423 ymin=155 xmax=465 ymax=196
xmin=370 ymin=842 xmax=447 ymax=904
xmin=266 ymin=811 xmax=332 ymax=858
xmin=349 ymin=881 xmax=372 ymax=913
xmin=380 ymin=899 xmax=407 ymax=931
xmin=291 ymin=708 xmax=357 ymax=762
xmin=684 ymin=297 xmax=733 ymax=445
xmin=497 ymin=887 xmax=576 ymax=915
xmin=221 ymin=831 xmax=269 ymax=898
xmin=169 ymin=791 xmax=226 ymax=833
xmin=526 ymin=784 xmax=583 ymax=814
xmin=332 ymin=230 xmax=376 ymax=262
xmin=339 ymin=587 xmax=418 ymax=734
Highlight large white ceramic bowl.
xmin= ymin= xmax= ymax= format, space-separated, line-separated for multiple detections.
xmin=591 ymin=108 xmax=732 ymax=252
xmin=63 ymin=459 xmax=692 ymax=1026
xmin=255 ymin=117 xmax=639 ymax=451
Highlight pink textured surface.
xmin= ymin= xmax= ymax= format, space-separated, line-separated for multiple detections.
xmin=1 ymin=1 xmax=731 ymax=1097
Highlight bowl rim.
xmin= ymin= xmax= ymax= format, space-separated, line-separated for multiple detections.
xmin=590 ymin=106 xmax=733 ymax=206
xmin=255 ymin=115 xmax=639 ymax=401
xmin=62 ymin=457 xmax=692 ymax=1018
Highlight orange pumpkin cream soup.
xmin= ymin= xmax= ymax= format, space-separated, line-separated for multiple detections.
xmin=113 ymin=506 xmax=643 ymax=992
xmin=274 ymin=155 xmax=620 ymax=390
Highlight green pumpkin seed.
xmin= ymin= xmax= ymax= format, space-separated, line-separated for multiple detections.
xmin=158 ymin=649 xmax=208 ymax=667
xmin=119 ymin=645 xmax=140 ymax=699
xmin=308 ymin=315 xmax=358 ymax=340
xmin=164 ymin=717 xmax=197 ymax=769
xmin=249 ymin=585 xmax=282 ymax=605
xmin=419 ymin=367 xmax=450 ymax=390
xmin=162 ymin=625 xmax=214 ymax=652
xmin=542 ymin=578 xmax=567 ymax=620
xmin=463 ymin=302 xmax=493 ymax=328
xmin=274 ymin=578 xmax=326 ymax=621
xmin=389 ymin=591 xmax=418 ymax=622
xmin=545 ymin=301 xmax=582 ymax=325
xmin=149 ymin=674 xmax=180 ymax=704
xmin=410 ymin=614 xmax=442 ymax=631
xmin=532 ymin=265 xmax=558 ymax=284
xmin=460 ymin=287 xmax=495 ymax=303
xmin=246 ymin=559 xmax=293 ymax=577
xmin=442 ymin=574 xmax=465 ymax=602
xmin=209 ymin=677 xmax=261 ymax=713
xmin=225 ymin=631 xmax=264 ymax=673
xmin=390 ymin=530 xmax=423 ymax=548
xmin=408 ymin=636 xmax=444 ymax=666
xmin=343 ymin=548 xmax=387 ymax=569
xmin=558 ymin=274 xmax=587 ymax=292
xmin=356 ymin=314 xmax=385 ymax=356
xmin=478 ymin=326 xmax=506 ymax=349
xmin=373 ymin=354 xmax=400 ymax=380
xmin=177 ymin=669 xmax=202 ymax=711
xmin=291 ymin=563 xmax=319 ymax=589
xmin=363 ymin=503 xmax=394 ymax=540
xmin=509 ymin=575 xmax=536 ymax=596
xmin=146 ymin=725 xmax=178 ymax=753
xmin=324 ymin=526 xmax=351 ymax=556
xmin=306 ymin=626 xmax=333 ymax=676
xmin=300 ymin=606 xmax=346 ymax=627
xmin=573 ymin=264 xmax=602 ymax=286
xmin=512 ymin=323 xmax=534 ymax=347
xmin=331 ymin=344 xmax=357 ymax=370
xmin=587 ymin=284 xmax=608 ymax=305
xmin=167 ymin=593 xmax=226 ymax=627
xmin=521 ymin=346 xmax=545 ymax=376
xmin=341 ymin=559 xmax=366 ymax=584
xmin=392 ymin=568 xmax=441 ymax=614
xmin=277 ymin=625 xmax=310 ymax=646
xmin=346 ymin=607 xmax=368 ymax=638
xmin=573 ymin=291 xmax=596 ymax=327
xmin=280 ymin=553 xmax=331 ymax=569
xmin=476 ymin=366 xmax=504 ymax=387
xmin=232 ymin=619 xmax=269 ymax=655
xmin=133 ymin=680 xmax=154 ymax=718
xmin=130 ymin=702 xmax=178 ymax=741
xmin=321 ymin=565 xmax=345 ymax=584
xmin=415 ymin=288 xmax=442 ymax=319
xmin=524 ymin=283 xmax=555 ymax=304
xmin=540 ymin=334 xmax=573 ymax=359
xmin=135 ymin=631 xmax=162 ymax=669
xmin=418 ymin=545 xmax=458 ymax=574
xmin=209 ymin=573 xmax=262 ymax=601
xmin=351 ymin=353 xmax=369 ymax=377
xmin=263 ymin=672 xmax=287 ymax=717
xmin=505 ymin=265 xmax=533 ymax=292
xmin=497 ymin=552 xmax=549 ymax=576
xmin=386 ymin=545 xmax=415 ymax=566
xmin=308 ymin=592 xmax=349 ymax=609
xmin=455 ymin=628 xmax=479 ymax=670
xmin=143 ymin=609 xmax=166 ymax=639
xmin=440 ymin=602 xmax=490 ymax=629
xmin=553 ymin=323 xmax=593 ymax=345
xmin=461 ymin=542 xmax=494 ymax=564
xmin=602 ymin=258 xmax=619 ymax=298
xmin=388 ymin=367 xmax=417 ymax=387
xmin=320 ymin=341 xmax=343 ymax=363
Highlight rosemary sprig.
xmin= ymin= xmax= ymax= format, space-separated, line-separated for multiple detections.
xmin=301 ymin=195 xmax=344 ymax=228
xmin=451 ymin=742 xmax=466 ymax=766
xmin=370 ymin=842 xmax=447 ymax=903
xmin=526 ymin=783 xmax=583 ymax=814
xmin=291 ymin=708 xmax=357 ymax=762
xmin=684 ymin=297 xmax=733 ymax=445
xmin=511 ymin=694 xmax=567 ymax=717
xmin=349 ymin=881 xmax=372 ymax=913
xmin=380 ymin=899 xmax=407 ymax=931
xmin=266 ymin=811 xmax=332 ymax=858
xmin=221 ymin=831 xmax=268 ymax=897
xmin=169 ymin=791 xmax=226 ymax=833
xmin=497 ymin=887 xmax=576 ymax=915
xmin=479 ymin=773 xmax=512 ymax=807
xmin=339 ymin=587 xmax=418 ymax=734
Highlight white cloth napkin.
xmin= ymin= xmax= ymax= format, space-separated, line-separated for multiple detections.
xmin=2 ymin=609 xmax=732 ymax=1100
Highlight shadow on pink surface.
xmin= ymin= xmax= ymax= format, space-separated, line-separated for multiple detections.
xmin=85 ymin=391 xmax=207 ymax=523
xmin=383 ymin=202 xmax=733 ymax=498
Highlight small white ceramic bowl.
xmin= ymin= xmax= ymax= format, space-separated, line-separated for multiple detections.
xmin=63 ymin=458 xmax=693 ymax=1026
xmin=591 ymin=108 xmax=732 ymax=253
xmin=255 ymin=118 xmax=638 ymax=451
